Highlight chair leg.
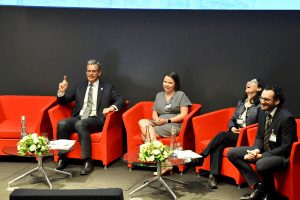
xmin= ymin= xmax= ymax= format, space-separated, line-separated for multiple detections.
xmin=104 ymin=165 xmax=107 ymax=169
xmin=237 ymin=184 xmax=241 ymax=189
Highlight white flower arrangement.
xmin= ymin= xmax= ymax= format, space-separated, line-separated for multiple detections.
xmin=139 ymin=140 xmax=173 ymax=163
xmin=17 ymin=133 xmax=49 ymax=155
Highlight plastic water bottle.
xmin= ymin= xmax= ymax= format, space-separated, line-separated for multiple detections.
xmin=145 ymin=124 xmax=150 ymax=143
xmin=20 ymin=116 xmax=27 ymax=140
xmin=170 ymin=127 xmax=178 ymax=157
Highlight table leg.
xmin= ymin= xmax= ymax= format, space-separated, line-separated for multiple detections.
xmin=129 ymin=177 xmax=158 ymax=198
xmin=130 ymin=162 xmax=185 ymax=200
xmin=39 ymin=167 xmax=52 ymax=189
xmin=44 ymin=167 xmax=72 ymax=178
xmin=163 ymin=177 xmax=189 ymax=185
xmin=145 ymin=176 xmax=189 ymax=185
xmin=158 ymin=176 xmax=177 ymax=200
xmin=8 ymin=167 xmax=38 ymax=188
xmin=8 ymin=156 xmax=72 ymax=189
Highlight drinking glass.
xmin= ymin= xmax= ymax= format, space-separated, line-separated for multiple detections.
xmin=41 ymin=132 xmax=49 ymax=143
xmin=176 ymin=142 xmax=183 ymax=151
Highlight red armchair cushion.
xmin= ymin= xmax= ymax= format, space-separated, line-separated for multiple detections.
xmin=132 ymin=134 xmax=143 ymax=146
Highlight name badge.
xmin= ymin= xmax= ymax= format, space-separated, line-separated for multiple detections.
xmin=236 ymin=119 xmax=243 ymax=125
xmin=269 ymin=129 xmax=276 ymax=142
xmin=165 ymin=103 xmax=171 ymax=110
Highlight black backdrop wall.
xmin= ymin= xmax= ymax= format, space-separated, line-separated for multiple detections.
xmin=1 ymin=7 xmax=300 ymax=117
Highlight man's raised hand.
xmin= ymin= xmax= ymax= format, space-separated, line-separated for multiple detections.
xmin=58 ymin=76 xmax=68 ymax=94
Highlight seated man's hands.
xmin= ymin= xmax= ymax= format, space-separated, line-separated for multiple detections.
xmin=103 ymin=106 xmax=115 ymax=116
xmin=244 ymin=149 xmax=262 ymax=162
xmin=231 ymin=127 xmax=241 ymax=134
xmin=59 ymin=76 xmax=68 ymax=94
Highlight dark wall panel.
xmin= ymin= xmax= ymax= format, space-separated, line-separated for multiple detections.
xmin=1 ymin=7 xmax=300 ymax=117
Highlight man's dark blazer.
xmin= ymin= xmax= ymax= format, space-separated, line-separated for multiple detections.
xmin=253 ymin=106 xmax=297 ymax=167
xmin=57 ymin=80 xmax=126 ymax=124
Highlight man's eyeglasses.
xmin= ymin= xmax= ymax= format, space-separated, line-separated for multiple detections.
xmin=259 ymin=97 xmax=271 ymax=102
xmin=86 ymin=70 xmax=99 ymax=74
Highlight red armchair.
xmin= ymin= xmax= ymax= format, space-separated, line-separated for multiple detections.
xmin=48 ymin=101 xmax=129 ymax=169
xmin=193 ymin=107 xmax=259 ymax=187
xmin=246 ymin=119 xmax=300 ymax=200
xmin=122 ymin=101 xmax=202 ymax=173
xmin=0 ymin=95 xmax=57 ymax=155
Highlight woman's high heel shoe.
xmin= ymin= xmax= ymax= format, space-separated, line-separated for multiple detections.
xmin=153 ymin=167 xmax=173 ymax=176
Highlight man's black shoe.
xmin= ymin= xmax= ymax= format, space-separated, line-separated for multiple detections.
xmin=194 ymin=155 xmax=204 ymax=166
xmin=262 ymin=194 xmax=273 ymax=200
xmin=240 ymin=189 xmax=266 ymax=200
xmin=208 ymin=174 xmax=217 ymax=189
xmin=80 ymin=161 xmax=93 ymax=175
xmin=55 ymin=159 xmax=67 ymax=170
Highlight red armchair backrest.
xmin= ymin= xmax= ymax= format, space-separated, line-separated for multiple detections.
xmin=48 ymin=102 xmax=74 ymax=140
xmin=178 ymin=104 xmax=202 ymax=147
xmin=247 ymin=126 xmax=258 ymax=146
xmin=0 ymin=95 xmax=57 ymax=122
xmin=193 ymin=107 xmax=235 ymax=143
xmin=122 ymin=101 xmax=154 ymax=137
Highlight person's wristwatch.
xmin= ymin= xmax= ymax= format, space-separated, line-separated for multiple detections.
xmin=168 ymin=119 xmax=171 ymax=123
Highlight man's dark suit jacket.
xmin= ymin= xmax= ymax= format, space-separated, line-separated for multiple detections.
xmin=57 ymin=80 xmax=126 ymax=124
xmin=253 ymin=106 xmax=297 ymax=167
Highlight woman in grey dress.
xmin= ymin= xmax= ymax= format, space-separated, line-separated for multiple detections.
xmin=138 ymin=71 xmax=192 ymax=175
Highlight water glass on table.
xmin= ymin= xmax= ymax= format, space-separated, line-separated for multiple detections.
xmin=41 ymin=132 xmax=49 ymax=143
xmin=176 ymin=142 xmax=183 ymax=151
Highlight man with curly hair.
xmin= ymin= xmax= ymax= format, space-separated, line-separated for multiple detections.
xmin=228 ymin=85 xmax=297 ymax=200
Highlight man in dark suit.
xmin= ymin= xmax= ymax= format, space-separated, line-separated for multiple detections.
xmin=228 ymin=85 xmax=297 ymax=200
xmin=55 ymin=59 xmax=126 ymax=175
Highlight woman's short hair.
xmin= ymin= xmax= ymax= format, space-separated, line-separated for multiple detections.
xmin=164 ymin=71 xmax=180 ymax=91
xmin=87 ymin=59 xmax=101 ymax=71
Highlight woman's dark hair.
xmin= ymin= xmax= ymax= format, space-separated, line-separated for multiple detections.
xmin=242 ymin=78 xmax=264 ymax=105
xmin=264 ymin=84 xmax=285 ymax=106
xmin=164 ymin=71 xmax=180 ymax=91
